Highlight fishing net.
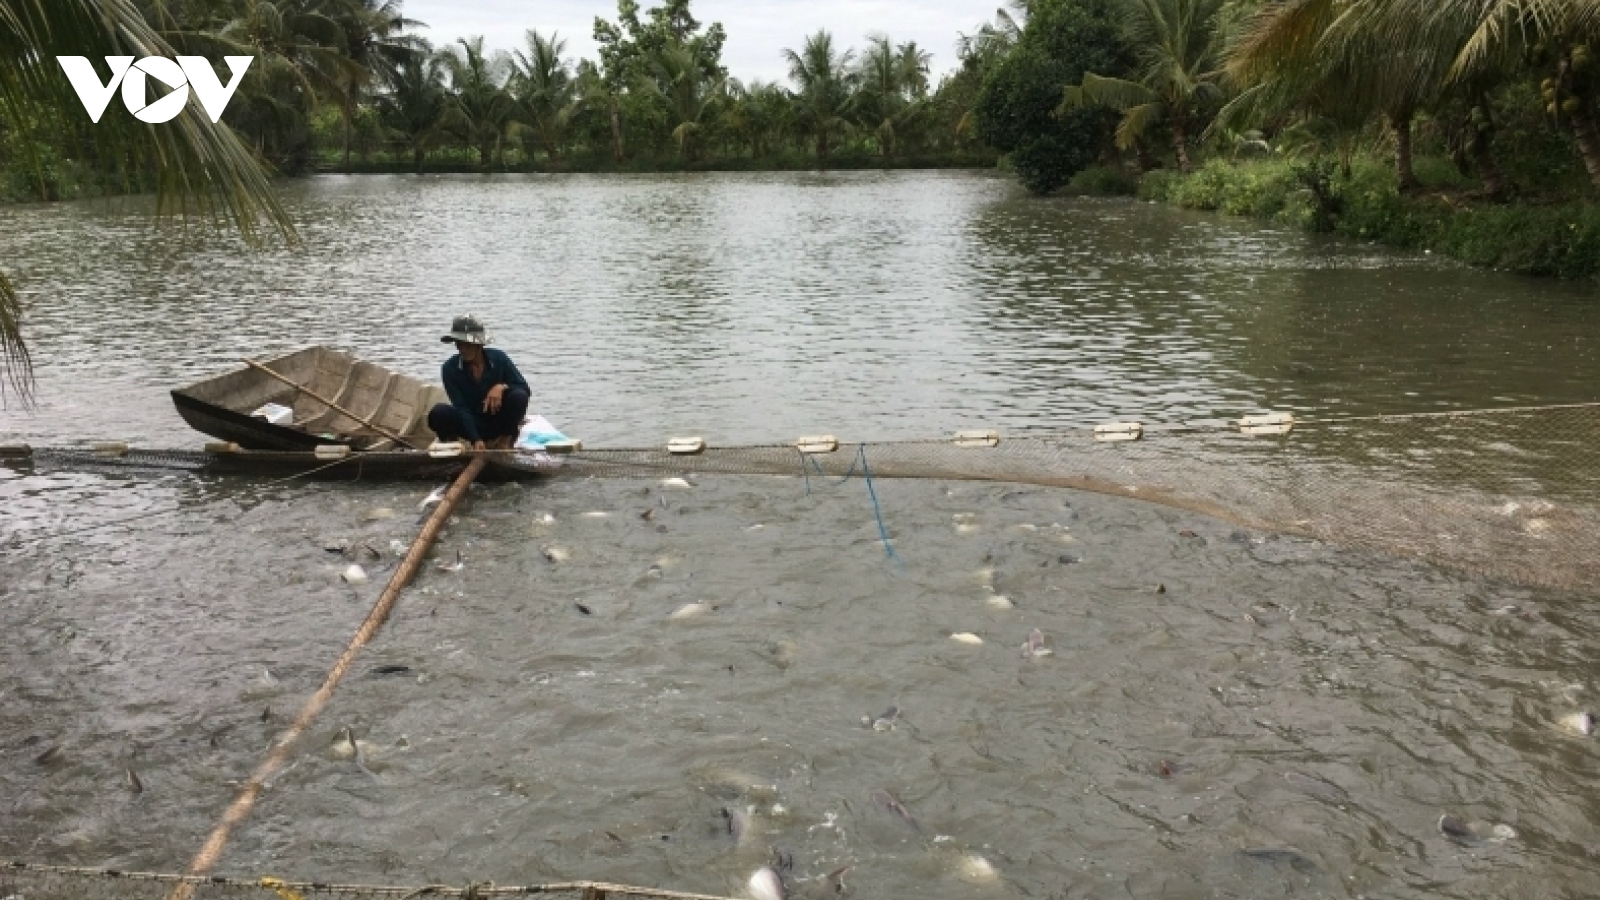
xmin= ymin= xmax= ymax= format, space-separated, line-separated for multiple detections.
xmin=0 ymin=863 xmax=738 ymax=900
xmin=8 ymin=403 xmax=1598 ymax=591
xmin=543 ymin=403 xmax=1600 ymax=593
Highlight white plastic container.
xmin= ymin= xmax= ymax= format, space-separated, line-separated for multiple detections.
xmin=250 ymin=403 xmax=294 ymax=426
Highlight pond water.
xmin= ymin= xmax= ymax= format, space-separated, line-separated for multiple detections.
xmin=1 ymin=172 xmax=1597 ymax=899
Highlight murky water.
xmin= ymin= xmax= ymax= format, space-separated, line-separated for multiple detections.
xmin=2 ymin=172 xmax=1599 ymax=898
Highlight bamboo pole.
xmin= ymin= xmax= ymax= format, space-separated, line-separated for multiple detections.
xmin=244 ymin=358 xmax=420 ymax=450
xmin=169 ymin=454 xmax=490 ymax=900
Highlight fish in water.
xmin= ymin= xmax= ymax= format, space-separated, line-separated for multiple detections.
xmin=722 ymin=805 xmax=752 ymax=845
xmin=985 ymin=592 xmax=1015 ymax=610
xmin=872 ymin=788 xmax=919 ymax=830
xmin=959 ymin=854 xmax=999 ymax=882
xmin=1240 ymin=847 xmax=1320 ymax=874
xmin=329 ymin=726 xmax=375 ymax=762
xmin=582 ymin=511 xmax=609 ymax=519
xmin=950 ymin=632 xmax=983 ymax=645
xmin=542 ymin=547 xmax=570 ymax=563
xmin=126 ymin=767 xmax=143 ymax=795
xmin=434 ymin=550 xmax=465 ymax=573
xmin=341 ymin=564 xmax=369 ymax=585
xmin=369 ymin=665 xmax=412 ymax=677
xmin=34 ymin=744 xmax=60 ymax=765
xmin=1558 ymin=711 xmax=1594 ymax=735
xmin=1438 ymin=814 xmax=1516 ymax=844
xmin=1020 ymin=628 xmax=1051 ymax=659
xmin=861 ymin=706 xmax=899 ymax=731
xmin=746 ymin=867 xmax=785 ymax=900
xmin=670 ymin=603 xmax=708 ymax=620
xmin=1283 ymin=771 xmax=1349 ymax=802
xmin=660 ymin=477 xmax=693 ymax=489
xmin=640 ymin=508 xmax=656 ymax=521
xmin=575 ymin=602 xmax=592 ymax=616
xmin=418 ymin=486 xmax=447 ymax=511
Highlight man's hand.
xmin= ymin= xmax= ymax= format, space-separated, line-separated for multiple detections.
xmin=483 ymin=383 xmax=506 ymax=415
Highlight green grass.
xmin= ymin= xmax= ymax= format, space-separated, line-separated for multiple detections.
xmin=1087 ymin=157 xmax=1600 ymax=279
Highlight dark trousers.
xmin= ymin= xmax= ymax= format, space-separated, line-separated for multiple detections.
xmin=428 ymin=387 xmax=530 ymax=442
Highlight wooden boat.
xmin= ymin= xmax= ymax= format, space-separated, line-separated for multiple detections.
xmin=170 ymin=346 xmax=568 ymax=479
xmin=171 ymin=346 xmax=443 ymax=451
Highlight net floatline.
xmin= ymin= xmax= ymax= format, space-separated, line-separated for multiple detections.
xmin=0 ymin=862 xmax=738 ymax=900
xmin=11 ymin=403 xmax=1600 ymax=592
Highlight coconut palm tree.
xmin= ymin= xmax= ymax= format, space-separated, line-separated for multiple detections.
xmin=441 ymin=36 xmax=515 ymax=169
xmin=0 ymin=0 xmax=292 ymax=402
xmin=512 ymin=29 xmax=581 ymax=160
xmin=330 ymin=0 xmax=428 ymax=168
xmin=725 ymin=79 xmax=790 ymax=157
xmin=956 ymin=1 xmax=1029 ymax=70
xmin=783 ymin=30 xmax=856 ymax=162
xmin=639 ymin=42 xmax=724 ymax=160
xmin=377 ymin=52 xmax=449 ymax=171
xmin=1057 ymin=0 xmax=1227 ymax=173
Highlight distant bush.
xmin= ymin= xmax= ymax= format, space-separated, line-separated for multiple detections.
xmin=1134 ymin=157 xmax=1600 ymax=278
xmin=1068 ymin=164 xmax=1139 ymax=195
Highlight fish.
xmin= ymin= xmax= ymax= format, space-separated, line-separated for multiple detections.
xmin=871 ymin=788 xmax=919 ymax=830
xmin=34 ymin=744 xmax=60 ymax=765
xmin=418 ymin=486 xmax=448 ymax=511
xmin=330 ymin=726 xmax=374 ymax=762
xmin=259 ymin=706 xmax=272 ymax=723
xmin=985 ymin=593 xmax=1015 ymax=610
xmin=604 ymin=831 xmax=623 ymax=843
xmin=582 ymin=511 xmax=610 ymax=519
xmin=1156 ymin=583 xmax=1167 ymax=594
xmin=341 ymin=564 xmax=369 ymax=585
xmin=369 ymin=665 xmax=412 ymax=677
xmin=434 ymin=550 xmax=465 ymax=573
xmin=640 ymin=508 xmax=656 ymax=521
xmin=575 ymin=602 xmax=593 ymax=616
xmin=670 ymin=603 xmax=708 ymax=620
xmin=1439 ymin=814 xmax=1516 ymax=844
xmin=660 ymin=477 xmax=693 ymax=489
xmin=1558 ymin=711 xmax=1594 ymax=735
xmin=324 ymin=541 xmax=349 ymax=555
xmin=1020 ymin=628 xmax=1051 ymax=658
xmin=722 ymin=805 xmax=752 ymax=844
xmin=126 ymin=767 xmax=143 ymax=795
xmin=361 ymin=542 xmax=382 ymax=559
xmin=1283 ymin=771 xmax=1348 ymax=802
xmin=861 ymin=706 xmax=899 ymax=731
xmin=542 ymin=547 xmax=570 ymax=563
xmin=1240 ymin=847 xmax=1320 ymax=874
xmin=959 ymin=854 xmax=999 ymax=881
xmin=950 ymin=632 xmax=983 ymax=645
xmin=1157 ymin=759 xmax=1179 ymax=778
xmin=746 ymin=867 xmax=785 ymax=900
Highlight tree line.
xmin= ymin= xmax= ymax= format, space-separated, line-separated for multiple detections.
xmin=969 ymin=0 xmax=1600 ymax=199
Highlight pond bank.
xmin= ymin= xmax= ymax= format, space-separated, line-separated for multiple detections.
xmin=1069 ymin=158 xmax=1600 ymax=279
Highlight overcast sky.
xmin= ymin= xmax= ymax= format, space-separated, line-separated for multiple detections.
xmin=402 ymin=1 xmax=999 ymax=85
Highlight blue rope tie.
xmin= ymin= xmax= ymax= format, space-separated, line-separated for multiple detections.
xmin=796 ymin=444 xmax=900 ymax=564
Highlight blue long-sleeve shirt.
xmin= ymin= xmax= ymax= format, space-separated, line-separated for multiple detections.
xmin=440 ymin=348 xmax=530 ymax=442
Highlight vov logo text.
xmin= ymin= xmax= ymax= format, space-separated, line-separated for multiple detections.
xmin=56 ymin=56 xmax=253 ymax=124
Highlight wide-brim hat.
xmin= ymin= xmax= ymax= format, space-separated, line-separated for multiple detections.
xmin=441 ymin=315 xmax=491 ymax=345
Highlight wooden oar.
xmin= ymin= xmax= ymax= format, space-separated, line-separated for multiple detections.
xmin=243 ymin=358 xmax=420 ymax=451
